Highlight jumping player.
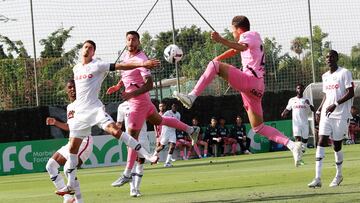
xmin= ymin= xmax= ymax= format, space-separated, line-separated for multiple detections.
xmin=173 ymin=15 xmax=303 ymax=166
xmin=308 ymin=50 xmax=354 ymax=188
xmin=106 ymin=31 xmax=200 ymax=167
xmin=56 ymin=40 xmax=160 ymax=196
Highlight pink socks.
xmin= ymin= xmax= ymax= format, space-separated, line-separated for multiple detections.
xmin=190 ymin=61 xmax=220 ymax=96
xmin=253 ymin=123 xmax=289 ymax=145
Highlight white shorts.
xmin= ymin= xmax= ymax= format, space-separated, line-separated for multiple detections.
xmin=137 ymin=131 xmax=150 ymax=158
xmin=293 ymin=125 xmax=309 ymax=139
xmin=160 ymin=131 xmax=176 ymax=145
xmin=69 ymin=107 xmax=114 ymax=138
xmin=319 ymin=117 xmax=349 ymax=141
xmin=57 ymin=136 xmax=93 ymax=163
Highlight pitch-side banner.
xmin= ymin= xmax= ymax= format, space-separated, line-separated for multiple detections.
xmin=0 ymin=135 xmax=132 ymax=176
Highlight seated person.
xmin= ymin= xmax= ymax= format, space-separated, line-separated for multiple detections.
xmin=218 ymin=117 xmax=236 ymax=155
xmin=175 ymin=130 xmax=192 ymax=160
xmin=230 ymin=115 xmax=251 ymax=154
xmin=204 ymin=117 xmax=222 ymax=157
xmin=192 ymin=117 xmax=208 ymax=158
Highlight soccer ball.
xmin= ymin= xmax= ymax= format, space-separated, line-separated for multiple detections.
xmin=163 ymin=44 xmax=183 ymax=64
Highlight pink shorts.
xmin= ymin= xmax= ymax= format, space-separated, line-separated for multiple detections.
xmin=176 ymin=139 xmax=191 ymax=147
xmin=228 ymin=66 xmax=265 ymax=117
xmin=128 ymin=94 xmax=156 ymax=130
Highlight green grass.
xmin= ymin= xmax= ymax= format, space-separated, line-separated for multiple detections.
xmin=1 ymin=145 xmax=360 ymax=203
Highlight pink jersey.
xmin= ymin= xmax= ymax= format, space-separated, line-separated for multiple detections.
xmin=120 ymin=51 xmax=151 ymax=94
xmin=120 ymin=51 xmax=152 ymax=104
xmin=238 ymin=31 xmax=265 ymax=78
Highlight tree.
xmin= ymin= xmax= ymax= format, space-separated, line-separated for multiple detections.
xmin=290 ymin=37 xmax=309 ymax=59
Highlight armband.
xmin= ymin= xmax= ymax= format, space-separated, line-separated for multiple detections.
xmin=109 ymin=63 xmax=116 ymax=71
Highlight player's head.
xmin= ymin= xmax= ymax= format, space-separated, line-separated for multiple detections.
xmin=219 ymin=117 xmax=226 ymax=126
xmin=210 ymin=117 xmax=217 ymax=127
xmin=126 ymin=31 xmax=140 ymax=53
xmin=171 ymin=103 xmax=177 ymax=112
xmin=296 ymin=83 xmax=305 ymax=96
xmin=82 ymin=40 xmax=96 ymax=59
xmin=231 ymin=15 xmax=250 ymax=40
xmin=66 ymin=79 xmax=76 ymax=102
xmin=351 ymin=106 xmax=358 ymax=116
xmin=325 ymin=50 xmax=339 ymax=67
xmin=236 ymin=115 xmax=242 ymax=125
xmin=192 ymin=117 xmax=199 ymax=126
xmin=159 ymin=102 xmax=166 ymax=113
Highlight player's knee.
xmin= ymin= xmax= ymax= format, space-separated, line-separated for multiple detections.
xmin=333 ymin=142 xmax=342 ymax=152
xmin=209 ymin=60 xmax=220 ymax=73
xmin=253 ymin=123 xmax=265 ymax=133
xmin=137 ymin=157 xmax=145 ymax=164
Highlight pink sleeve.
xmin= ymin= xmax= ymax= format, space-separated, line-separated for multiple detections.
xmin=238 ymin=32 xmax=253 ymax=48
xmin=139 ymin=67 xmax=151 ymax=77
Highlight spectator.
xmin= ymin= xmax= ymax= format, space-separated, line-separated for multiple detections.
xmin=219 ymin=117 xmax=237 ymax=156
xmin=348 ymin=106 xmax=360 ymax=144
xmin=230 ymin=115 xmax=251 ymax=154
xmin=204 ymin=117 xmax=219 ymax=157
xmin=216 ymin=117 xmax=228 ymax=156
xmin=191 ymin=117 xmax=208 ymax=158
xmin=175 ymin=130 xmax=192 ymax=160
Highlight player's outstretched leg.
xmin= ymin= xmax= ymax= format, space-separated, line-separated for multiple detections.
xmin=173 ymin=61 xmax=221 ymax=109
xmin=253 ymin=123 xmax=303 ymax=167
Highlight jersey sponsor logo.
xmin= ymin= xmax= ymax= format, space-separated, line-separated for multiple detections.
xmin=67 ymin=110 xmax=75 ymax=119
xmin=250 ymin=89 xmax=263 ymax=98
xmin=293 ymin=105 xmax=307 ymax=109
xmin=325 ymin=84 xmax=340 ymax=90
xmin=74 ymin=74 xmax=94 ymax=80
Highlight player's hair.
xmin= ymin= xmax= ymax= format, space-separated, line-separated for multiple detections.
xmin=211 ymin=116 xmax=217 ymax=120
xmin=329 ymin=49 xmax=339 ymax=60
xmin=236 ymin=115 xmax=242 ymax=119
xmin=232 ymin=15 xmax=250 ymax=31
xmin=296 ymin=83 xmax=304 ymax=88
xmin=83 ymin=40 xmax=96 ymax=51
xmin=66 ymin=79 xmax=75 ymax=85
xmin=126 ymin=31 xmax=140 ymax=40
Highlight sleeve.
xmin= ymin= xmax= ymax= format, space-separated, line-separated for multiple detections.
xmin=117 ymin=106 xmax=124 ymax=123
xmin=139 ymin=67 xmax=152 ymax=78
xmin=96 ymin=60 xmax=111 ymax=73
xmin=343 ymin=69 xmax=353 ymax=89
xmin=285 ymin=99 xmax=293 ymax=111
xmin=322 ymin=75 xmax=326 ymax=93
xmin=238 ymin=32 xmax=253 ymax=49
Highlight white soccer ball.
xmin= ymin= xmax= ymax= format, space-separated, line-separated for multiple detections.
xmin=163 ymin=44 xmax=183 ymax=64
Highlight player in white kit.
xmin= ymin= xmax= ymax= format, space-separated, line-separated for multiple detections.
xmin=46 ymin=79 xmax=91 ymax=203
xmin=308 ymin=50 xmax=354 ymax=188
xmin=56 ymin=40 xmax=159 ymax=196
xmin=111 ymin=100 xmax=149 ymax=197
xmin=155 ymin=103 xmax=181 ymax=167
xmin=281 ymin=83 xmax=315 ymax=154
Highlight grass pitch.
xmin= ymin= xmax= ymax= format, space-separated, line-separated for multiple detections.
xmin=1 ymin=145 xmax=360 ymax=203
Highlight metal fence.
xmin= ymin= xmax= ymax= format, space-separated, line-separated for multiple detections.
xmin=1 ymin=0 xmax=360 ymax=110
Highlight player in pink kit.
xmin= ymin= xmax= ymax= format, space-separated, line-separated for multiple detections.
xmin=174 ymin=15 xmax=303 ymax=166
xmin=107 ymin=31 xmax=200 ymax=169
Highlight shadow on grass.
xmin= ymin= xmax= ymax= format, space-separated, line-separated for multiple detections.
xmin=191 ymin=190 xmax=360 ymax=203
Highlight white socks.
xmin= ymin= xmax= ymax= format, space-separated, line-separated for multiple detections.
xmin=335 ymin=151 xmax=343 ymax=177
xmin=65 ymin=153 xmax=78 ymax=187
xmin=120 ymin=132 xmax=152 ymax=161
xmin=46 ymin=158 xmax=65 ymax=190
xmin=286 ymin=140 xmax=295 ymax=151
xmin=134 ymin=164 xmax=144 ymax=190
xmin=315 ymin=146 xmax=325 ymax=179
xmin=166 ymin=154 xmax=172 ymax=163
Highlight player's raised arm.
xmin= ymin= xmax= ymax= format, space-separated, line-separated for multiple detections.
xmin=46 ymin=117 xmax=69 ymax=131
xmin=114 ymin=59 xmax=160 ymax=71
xmin=211 ymin=31 xmax=248 ymax=52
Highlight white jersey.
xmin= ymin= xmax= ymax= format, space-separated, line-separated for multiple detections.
xmin=73 ymin=59 xmax=110 ymax=113
xmin=161 ymin=110 xmax=181 ymax=136
xmin=117 ymin=101 xmax=147 ymax=133
xmin=321 ymin=67 xmax=353 ymax=120
xmin=286 ymin=96 xmax=312 ymax=127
